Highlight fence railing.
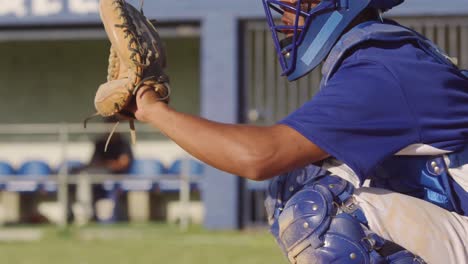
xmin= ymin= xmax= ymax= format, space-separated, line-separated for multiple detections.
xmin=0 ymin=123 xmax=199 ymax=230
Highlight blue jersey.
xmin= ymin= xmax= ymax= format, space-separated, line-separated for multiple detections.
xmin=280 ymin=30 xmax=468 ymax=180
xmin=279 ymin=21 xmax=468 ymax=214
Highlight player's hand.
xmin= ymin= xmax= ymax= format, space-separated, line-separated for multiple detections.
xmin=131 ymin=86 xmax=166 ymax=123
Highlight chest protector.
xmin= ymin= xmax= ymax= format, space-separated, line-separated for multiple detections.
xmin=321 ymin=20 xmax=466 ymax=85
xmin=319 ymin=20 xmax=468 ymax=215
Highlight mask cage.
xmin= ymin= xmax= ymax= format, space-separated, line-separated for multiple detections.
xmin=262 ymin=0 xmax=339 ymax=76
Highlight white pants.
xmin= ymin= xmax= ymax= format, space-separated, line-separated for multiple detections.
xmin=354 ymin=187 xmax=468 ymax=264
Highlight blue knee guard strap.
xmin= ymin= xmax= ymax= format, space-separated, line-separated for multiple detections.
xmin=266 ymin=167 xmax=427 ymax=264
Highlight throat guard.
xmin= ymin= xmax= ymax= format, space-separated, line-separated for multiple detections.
xmin=262 ymin=0 xmax=404 ymax=81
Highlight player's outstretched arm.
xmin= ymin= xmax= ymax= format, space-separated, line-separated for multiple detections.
xmin=133 ymin=88 xmax=329 ymax=181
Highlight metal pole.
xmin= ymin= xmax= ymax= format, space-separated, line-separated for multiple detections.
xmin=179 ymin=157 xmax=190 ymax=231
xmin=57 ymin=124 xmax=69 ymax=229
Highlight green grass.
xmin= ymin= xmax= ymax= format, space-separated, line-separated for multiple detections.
xmin=0 ymin=224 xmax=287 ymax=264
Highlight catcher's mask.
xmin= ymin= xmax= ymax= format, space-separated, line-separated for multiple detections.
xmin=262 ymin=0 xmax=404 ymax=81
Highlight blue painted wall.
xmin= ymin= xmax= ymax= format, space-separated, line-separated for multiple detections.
xmin=0 ymin=0 xmax=467 ymax=26
xmin=200 ymin=15 xmax=241 ymax=229
xmin=0 ymin=0 xmax=466 ymax=230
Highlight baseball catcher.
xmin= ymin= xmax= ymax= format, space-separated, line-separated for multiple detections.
xmin=88 ymin=0 xmax=468 ymax=263
xmin=86 ymin=0 xmax=170 ymax=150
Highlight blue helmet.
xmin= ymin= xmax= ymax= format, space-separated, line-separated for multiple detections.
xmin=262 ymin=0 xmax=404 ymax=81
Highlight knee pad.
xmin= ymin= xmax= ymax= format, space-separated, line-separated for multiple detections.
xmin=294 ymin=241 xmax=426 ymax=264
xmin=386 ymin=250 xmax=426 ymax=264
xmin=277 ymin=179 xmax=379 ymax=263
xmin=268 ymin=173 xmax=426 ymax=264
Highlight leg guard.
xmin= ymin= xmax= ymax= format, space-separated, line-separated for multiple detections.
xmin=265 ymin=166 xmax=426 ymax=264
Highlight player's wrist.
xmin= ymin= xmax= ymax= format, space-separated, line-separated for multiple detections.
xmin=135 ymin=100 xmax=168 ymax=123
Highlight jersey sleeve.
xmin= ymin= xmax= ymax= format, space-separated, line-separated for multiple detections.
xmin=279 ymin=59 xmax=420 ymax=180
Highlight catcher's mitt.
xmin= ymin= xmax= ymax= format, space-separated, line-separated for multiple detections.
xmin=86 ymin=0 xmax=170 ymax=150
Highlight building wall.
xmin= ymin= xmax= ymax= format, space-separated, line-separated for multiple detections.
xmin=0 ymin=0 xmax=467 ymax=26
xmin=0 ymin=37 xmax=200 ymax=125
